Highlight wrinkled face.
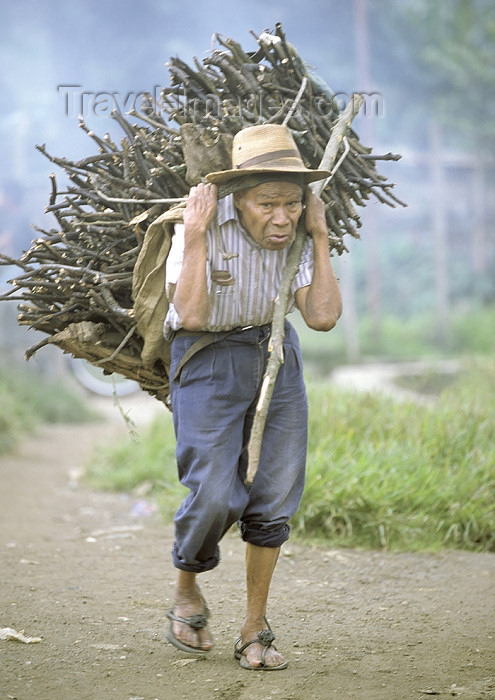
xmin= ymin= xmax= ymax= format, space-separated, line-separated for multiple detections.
xmin=234 ymin=182 xmax=304 ymax=250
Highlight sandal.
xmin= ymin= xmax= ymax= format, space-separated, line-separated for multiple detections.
xmin=234 ymin=617 xmax=288 ymax=670
xmin=165 ymin=600 xmax=212 ymax=655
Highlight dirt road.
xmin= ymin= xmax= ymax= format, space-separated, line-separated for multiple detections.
xmin=1 ymin=397 xmax=494 ymax=700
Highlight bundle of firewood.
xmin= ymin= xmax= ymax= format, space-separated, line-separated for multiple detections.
xmin=0 ymin=25 xmax=403 ymax=406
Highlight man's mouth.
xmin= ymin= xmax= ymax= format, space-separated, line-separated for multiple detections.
xmin=267 ymin=230 xmax=291 ymax=242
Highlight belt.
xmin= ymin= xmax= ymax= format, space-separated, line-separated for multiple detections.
xmin=171 ymin=324 xmax=272 ymax=382
xmin=173 ymin=324 xmax=271 ymax=338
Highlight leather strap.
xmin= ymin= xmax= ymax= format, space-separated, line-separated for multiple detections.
xmin=171 ymin=325 xmax=271 ymax=382
xmin=171 ymin=329 xmax=237 ymax=382
xmin=236 ymin=148 xmax=300 ymax=170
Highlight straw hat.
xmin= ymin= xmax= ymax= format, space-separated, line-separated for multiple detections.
xmin=205 ymin=124 xmax=331 ymax=185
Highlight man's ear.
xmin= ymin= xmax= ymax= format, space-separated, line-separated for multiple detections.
xmin=234 ymin=193 xmax=247 ymax=235
xmin=233 ymin=191 xmax=246 ymax=222
xmin=233 ymin=190 xmax=243 ymax=208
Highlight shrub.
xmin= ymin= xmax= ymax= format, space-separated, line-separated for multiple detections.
xmin=0 ymin=366 xmax=98 ymax=455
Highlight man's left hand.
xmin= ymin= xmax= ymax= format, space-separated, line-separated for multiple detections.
xmin=303 ymin=187 xmax=328 ymax=241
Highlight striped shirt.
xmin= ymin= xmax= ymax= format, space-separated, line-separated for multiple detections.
xmin=164 ymin=194 xmax=315 ymax=336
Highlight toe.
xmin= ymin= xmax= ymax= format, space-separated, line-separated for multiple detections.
xmin=173 ymin=619 xmax=212 ymax=651
xmin=244 ymin=642 xmax=285 ymax=668
xmin=197 ymin=627 xmax=213 ymax=651
xmin=173 ymin=620 xmax=198 ymax=648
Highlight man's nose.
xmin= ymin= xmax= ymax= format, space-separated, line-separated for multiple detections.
xmin=271 ymin=206 xmax=290 ymax=226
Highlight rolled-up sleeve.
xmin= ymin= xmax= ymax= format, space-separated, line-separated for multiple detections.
xmin=164 ymin=225 xmax=185 ymax=337
xmin=292 ymin=235 xmax=314 ymax=293
xmin=165 ymin=225 xmax=184 ymax=289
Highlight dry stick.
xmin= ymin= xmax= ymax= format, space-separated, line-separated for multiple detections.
xmin=244 ymin=93 xmax=365 ymax=486
xmin=92 ymin=324 xmax=137 ymax=365
xmin=91 ymin=187 xmax=185 ymax=205
xmin=282 ymin=76 xmax=308 ymax=126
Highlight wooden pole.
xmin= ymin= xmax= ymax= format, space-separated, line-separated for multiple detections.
xmin=354 ymin=0 xmax=381 ymax=349
xmin=472 ymin=159 xmax=487 ymax=282
xmin=429 ymin=121 xmax=451 ymax=347
xmin=245 ymin=94 xmax=365 ymax=485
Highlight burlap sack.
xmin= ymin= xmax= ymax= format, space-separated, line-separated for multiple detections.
xmin=132 ymin=203 xmax=185 ymax=371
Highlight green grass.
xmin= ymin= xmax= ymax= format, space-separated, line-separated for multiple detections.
xmin=392 ymin=369 xmax=459 ymax=395
xmin=85 ymin=414 xmax=187 ymax=521
xmin=298 ymin=360 xmax=494 ymax=551
xmin=0 ymin=366 xmax=98 ymax=455
xmin=84 ymin=357 xmax=495 ymax=552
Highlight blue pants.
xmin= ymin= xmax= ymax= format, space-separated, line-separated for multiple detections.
xmin=169 ymin=321 xmax=308 ymax=573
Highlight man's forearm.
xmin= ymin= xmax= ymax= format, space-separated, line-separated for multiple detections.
xmin=298 ymin=234 xmax=342 ymax=331
xmin=173 ymin=234 xmax=210 ymax=329
xmin=173 ymin=182 xmax=217 ymax=329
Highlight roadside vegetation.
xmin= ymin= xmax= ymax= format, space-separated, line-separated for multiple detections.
xmin=85 ymin=355 xmax=495 ymax=553
xmin=292 ymin=304 xmax=495 ymax=375
xmin=0 ymin=366 xmax=98 ymax=455
xmin=299 ymin=356 xmax=494 ymax=552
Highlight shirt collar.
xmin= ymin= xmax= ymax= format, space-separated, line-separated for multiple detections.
xmin=217 ymin=193 xmax=237 ymax=226
xmin=217 ymin=194 xmax=259 ymax=250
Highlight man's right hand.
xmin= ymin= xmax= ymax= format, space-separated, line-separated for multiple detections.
xmin=183 ymin=183 xmax=218 ymax=238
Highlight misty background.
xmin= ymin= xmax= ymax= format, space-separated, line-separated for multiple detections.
xmin=1 ymin=0 xmax=493 ymax=369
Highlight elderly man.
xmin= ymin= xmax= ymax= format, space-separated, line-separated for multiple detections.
xmin=163 ymin=124 xmax=342 ymax=670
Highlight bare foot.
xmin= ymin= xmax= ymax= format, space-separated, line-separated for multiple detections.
xmin=169 ymin=585 xmax=213 ymax=652
xmin=237 ymin=620 xmax=287 ymax=669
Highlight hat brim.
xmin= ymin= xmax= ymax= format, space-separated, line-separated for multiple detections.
xmin=205 ymin=166 xmax=332 ymax=185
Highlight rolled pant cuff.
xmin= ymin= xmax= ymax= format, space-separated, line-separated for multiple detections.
xmin=172 ymin=546 xmax=219 ymax=573
xmin=240 ymin=523 xmax=291 ymax=549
